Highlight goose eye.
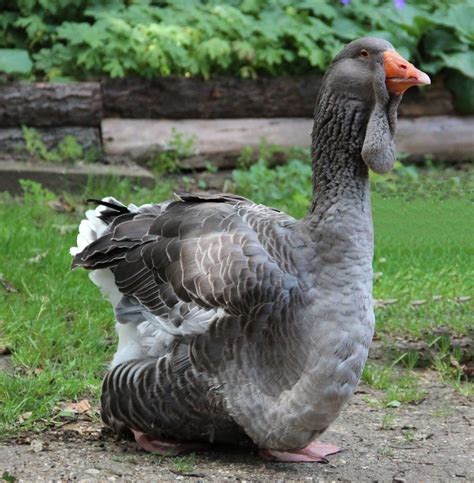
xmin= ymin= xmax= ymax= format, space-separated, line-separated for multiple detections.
xmin=360 ymin=49 xmax=369 ymax=58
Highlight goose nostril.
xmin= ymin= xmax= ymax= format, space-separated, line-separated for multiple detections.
xmin=400 ymin=64 xmax=407 ymax=70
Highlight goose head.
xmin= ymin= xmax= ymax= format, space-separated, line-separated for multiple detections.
xmin=324 ymin=37 xmax=430 ymax=105
xmin=314 ymin=37 xmax=430 ymax=175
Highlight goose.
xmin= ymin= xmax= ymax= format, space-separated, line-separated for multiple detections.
xmin=71 ymin=37 xmax=430 ymax=463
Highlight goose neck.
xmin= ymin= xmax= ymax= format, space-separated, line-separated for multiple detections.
xmin=306 ymin=92 xmax=371 ymax=227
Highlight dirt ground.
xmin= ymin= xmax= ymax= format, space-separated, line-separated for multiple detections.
xmin=1 ymin=372 xmax=472 ymax=483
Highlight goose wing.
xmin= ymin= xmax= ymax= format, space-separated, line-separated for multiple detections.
xmin=72 ymin=193 xmax=306 ymax=343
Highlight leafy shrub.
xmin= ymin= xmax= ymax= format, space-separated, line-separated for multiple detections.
xmin=0 ymin=0 xmax=472 ymax=81
xmin=233 ymin=157 xmax=312 ymax=218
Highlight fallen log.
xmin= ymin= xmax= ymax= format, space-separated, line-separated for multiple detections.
xmin=0 ymin=82 xmax=102 ymax=127
xmin=102 ymin=115 xmax=474 ymax=167
xmin=396 ymin=116 xmax=474 ymax=162
xmin=0 ymin=77 xmax=455 ymax=128
xmin=102 ymin=76 xmax=322 ymax=119
xmin=102 ymin=118 xmax=312 ymax=165
xmin=102 ymin=77 xmax=454 ymax=119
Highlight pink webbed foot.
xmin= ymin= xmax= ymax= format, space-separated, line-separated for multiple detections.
xmin=132 ymin=430 xmax=208 ymax=456
xmin=259 ymin=441 xmax=341 ymax=463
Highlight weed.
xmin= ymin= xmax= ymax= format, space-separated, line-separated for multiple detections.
xmin=21 ymin=126 xmax=97 ymax=163
xmin=237 ymin=146 xmax=254 ymax=170
xmin=1 ymin=471 xmax=16 ymax=483
xmin=402 ymin=429 xmax=416 ymax=443
xmin=451 ymin=381 xmax=474 ymax=398
xmin=149 ymin=151 xmax=180 ymax=175
xmin=399 ymin=352 xmax=420 ymax=371
xmin=363 ymin=396 xmax=383 ymax=408
xmin=56 ymin=135 xmax=83 ymax=161
xmin=428 ymin=336 xmax=473 ymax=396
xmin=432 ymin=408 xmax=452 ymax=418
xmin=172 ymin=454 xmax=196 ymax=475
xmin=378 ymin=446 xmax=395 ymax=458
xmin=197 ymin=179 xmax=208 ymax=190
xmin=22 ymin=125 xmax=51 ymax=161
xmin=181 ymin=176 xmax=193 ymax=191
xmin=380 ymin=412 xmax=397 ymax=430
xmin=148 ymin=128 xmax=197 ymax=174
xmin=204 ymin=161 xmax=218 ymax=174
xmin=362 ymin=363 xmax=426 ymax=407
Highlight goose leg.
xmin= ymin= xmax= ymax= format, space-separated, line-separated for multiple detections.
xmin=132 ymin=430 xmax=208 ymax=456
xmin=259 ymin=442 xmax=341 ymax=463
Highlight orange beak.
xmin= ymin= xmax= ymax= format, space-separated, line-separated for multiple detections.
xmin=384 ymin=51 xmax=431 ymax=95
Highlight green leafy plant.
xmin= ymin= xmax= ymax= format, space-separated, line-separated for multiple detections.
xmin=147 ymin=128 xmax=197 ymax=174
xmin=0 ymin=48 xmax=32 ymax=75
xmin=171 ymin=454 xmax=196 ymax=475
xmin=21 ymin=126 xmax=92 ymax=163
xmin=0 ymin=0 xmax=472 ymax=91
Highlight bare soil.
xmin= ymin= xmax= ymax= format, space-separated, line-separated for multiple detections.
xmin=1 ymin=371 xmax=472 ymax=482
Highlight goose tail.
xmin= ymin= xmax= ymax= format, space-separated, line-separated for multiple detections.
xmin=70 ymin=197 xmax=132 ymax=307
xmin=70 ymin=197 xmax=129 ymax=257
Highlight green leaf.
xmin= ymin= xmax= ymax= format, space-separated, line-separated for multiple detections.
xmin=0 ymin=49 xmax=32 ymax=74
xmin=423 ymin=29 xmax=459 ymax=57
xmin=433 ymin=5 xmax=474 ymax=40
xmin=441 ymin=51 xmax=474 ymax=78
xmin=331 ymin=18 xmax=361 ymax=41
xmin=446 ymin=71 xmax=474 ymax=114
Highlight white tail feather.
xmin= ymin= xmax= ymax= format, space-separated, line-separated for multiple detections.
xmin=71 ymin=197 xmax=151 ymax=368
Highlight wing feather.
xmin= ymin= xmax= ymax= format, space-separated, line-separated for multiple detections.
xmin=73 ymin=194 xmax=304 ymax=344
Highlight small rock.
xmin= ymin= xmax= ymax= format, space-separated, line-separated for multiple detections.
xmin=85 ymin=468 xmax=100 ymax=475
xmin=18 ymin=411 xmax=32 ymax=423
xmin=30 ymin=439 xmax=43 ymax=453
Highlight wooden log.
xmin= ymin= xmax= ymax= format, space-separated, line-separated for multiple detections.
xmin=396 ymin=116 xmax=474 ymax=162
xmin=0 ymin=77 xmax=456 ymax=127
xmin=0 ymin=82 xmax=102 ymax=127
xmin=102 ymin=76 xmax=455 ymax=119
xmin=102 ymin=116 xmax=474 ymax=167
xmin=0 ymin=160 xmax=155 ymax=194
xmin=0 ymin=127 xmax=102 ymax=157
xmin=102 ymin=76 xmax=322 ymax=119
xmin=400 ymin=82 xmax=455 ymax=117
xmin=102 ymin=118 xmax=312 ymax=164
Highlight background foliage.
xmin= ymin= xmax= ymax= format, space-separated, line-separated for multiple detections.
xmin=0 ymin=0 xmax=473 ymax=82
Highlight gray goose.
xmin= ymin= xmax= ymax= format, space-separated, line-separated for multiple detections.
xmin=71 ymin=37 xmax=430 ymax=463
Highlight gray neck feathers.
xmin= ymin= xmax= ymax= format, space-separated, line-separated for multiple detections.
xmin=307 ymin=91 xmax=371 ymax=225
xmin=301 ymin=89 xmax=376 ymax=290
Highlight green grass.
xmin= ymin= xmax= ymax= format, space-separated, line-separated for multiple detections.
xmin=0 ymin=178 xmax=172 ymax=436
xmin=373 ymin=192 xmax=473 ymax=336
xmin=0 ymin=164 xmax=472 ymax=436
xmin=362 ymin=362 xmax=427 ymax=407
